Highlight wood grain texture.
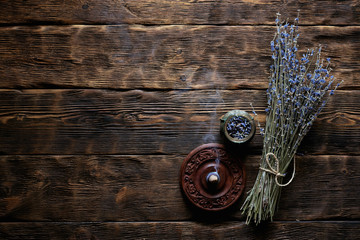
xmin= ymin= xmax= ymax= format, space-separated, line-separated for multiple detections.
xmin=0 ymin=89 xmax=358 ymax=155
xmin=0 ymin=0 xmax=358 ymax=238
xmin=0 ymin=0 xmax=359 ymax=25
xmin=0 ymin=155 xmax=358 ymax=221
xmin=0 ymin=221 xmax=359 ymax=240
xmin=0 ymin=25 xmax=359 ymax=90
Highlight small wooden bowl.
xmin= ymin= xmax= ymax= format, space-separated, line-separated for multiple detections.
xmin=220 ymin=110 xmax=256 ymax=144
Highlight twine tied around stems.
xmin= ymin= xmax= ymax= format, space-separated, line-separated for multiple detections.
xmin=259 ymin=152 xmax=295 ymax=187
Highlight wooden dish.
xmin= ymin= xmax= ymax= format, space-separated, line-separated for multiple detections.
xmin=179 ymin=143 xmax=245 ymax=211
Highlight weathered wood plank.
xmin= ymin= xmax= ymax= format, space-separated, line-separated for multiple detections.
xmin=0 ymin=0 xmax=359 ymax=25
xmin=0 ymin=25 xmax=358 ymax=90
xmin=0 ymin=89 xmax=358 ymax=155
xmin=0 ymin=155 xmax=358 ymax=221
xmin=0 ymin=221 xmax=359 ymax=240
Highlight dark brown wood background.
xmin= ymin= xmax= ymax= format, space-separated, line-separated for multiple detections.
xmin=0 ymin=1 xmax=359 ymax=239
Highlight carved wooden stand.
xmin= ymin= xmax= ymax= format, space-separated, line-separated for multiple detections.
xmin=179 ymin=143 xmax=245 ymax=211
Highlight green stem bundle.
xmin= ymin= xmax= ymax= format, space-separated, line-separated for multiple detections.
xmin=241 ymin=13 xmax=342 ymax=225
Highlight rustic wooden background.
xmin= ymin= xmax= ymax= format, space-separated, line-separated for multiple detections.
xmin=0 ymin=1 xmax=359 ymax=239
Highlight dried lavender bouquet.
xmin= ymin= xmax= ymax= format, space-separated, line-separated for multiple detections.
xmin=241 ymin=13 xmax=341 ymax=225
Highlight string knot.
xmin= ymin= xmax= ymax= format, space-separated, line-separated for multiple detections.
xmin=259 ymin=152 xmax=295 ymax=187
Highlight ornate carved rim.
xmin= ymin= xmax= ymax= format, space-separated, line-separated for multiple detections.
xmin=179 ymin=143 xmax=246 ymax=211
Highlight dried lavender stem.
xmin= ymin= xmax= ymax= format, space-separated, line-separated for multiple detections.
xmin=241 ymin=13 xmax=341 ymax=225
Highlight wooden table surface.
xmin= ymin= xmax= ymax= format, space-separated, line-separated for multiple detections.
xmin=0 ymin=1 xmax=359 ymax=239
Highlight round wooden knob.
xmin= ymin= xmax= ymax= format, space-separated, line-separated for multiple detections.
xmin=206 ymin=172 xmax=220 ymax=186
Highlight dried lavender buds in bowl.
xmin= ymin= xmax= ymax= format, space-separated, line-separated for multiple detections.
xmin=220 ymin=110 xmax=256 ymax=144
xmin=227 ymin=116 xmax=252 ymax=139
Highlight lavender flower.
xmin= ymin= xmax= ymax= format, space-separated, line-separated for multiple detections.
xmin=241 ymin=13 xmax=342 ymax=225
xmin=226 ymin=116 xmax=252 ymax=140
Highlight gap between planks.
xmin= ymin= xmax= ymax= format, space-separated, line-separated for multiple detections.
xmin=0 ymin=220 xmax=358 ymax=224
xmin=1 ymin=23 xmax=360 ymax=28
